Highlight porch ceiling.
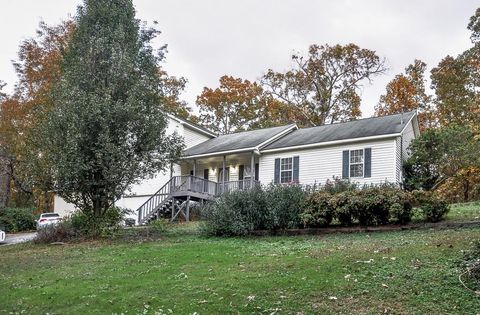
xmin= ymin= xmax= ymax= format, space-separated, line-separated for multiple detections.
xmin=180 ymin=152 xmax=258 ymax=167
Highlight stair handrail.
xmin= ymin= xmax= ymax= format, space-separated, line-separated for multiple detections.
xmin=136 ymin=175 xmax=219 ymax=224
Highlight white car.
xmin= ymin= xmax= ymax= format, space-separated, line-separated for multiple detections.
xmin=36 ymin=213 xmax=61 ymax=230
xmin=0 ymin=229 xmax=5 ymax=243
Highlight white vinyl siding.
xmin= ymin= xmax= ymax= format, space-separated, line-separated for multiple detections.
xmin=183 ymin=125 xmax=212 ymax=148
xmin=395 ymin=137 xmax=402 ymax=183
xmin=401 ymin=121 xmax=415 ymax=159
xmin=259 ymin=138 xmax=397 ymax=186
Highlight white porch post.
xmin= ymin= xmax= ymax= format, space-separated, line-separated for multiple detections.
xmin=193 ymin=159 xmax=196 ymax=177
xmin=222 ymin=155 xmax=226 ymax=192
xmin=250 ymin=151 xmax=255 ymax=188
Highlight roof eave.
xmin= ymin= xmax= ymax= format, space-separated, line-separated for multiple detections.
xmin=166 ymin=113 xmax=217 ymax=138
xmin=181 ymin=147 xmax=258 ymax=160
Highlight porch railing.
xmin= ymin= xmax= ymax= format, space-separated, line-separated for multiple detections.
xmin=170 ymin=175 xmax=218 ymax=195
xmin=137 ymin=175 xmax=261 ymax=224
xmin=216 ymin=179 xmax=261 ymax=194
xmin=171 ymin=176 xmax=261 ymax=196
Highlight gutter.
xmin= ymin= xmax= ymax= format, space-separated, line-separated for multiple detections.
xmin=181 ymin=147 xmax=258 ymax=160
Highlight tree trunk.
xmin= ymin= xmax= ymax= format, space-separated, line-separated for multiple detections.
xmin=463 ymin=178 xmax=469 ymax=202
xmin=0 ymin=157 xmax=11 ymax=209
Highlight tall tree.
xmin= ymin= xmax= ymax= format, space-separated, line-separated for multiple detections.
xmin=158 ymin=69 xmax=195 ymax=121
xmin=261 ymin=44 xmax=387 ymax=127
xmin=431 ymin=8 xmax=480 ymax=129
xmin=0 ymin=81 xmax=10 ymax=209
xmin=0 ymin=20 xmax=75 ymax=210
xmin=197 ymin=75 xmax=302 ymax=133
xmin=375 ymin=60 xmax=434 ymax=130
xmin=197 ymin=75 xmax=265 ymax=134
xmin=32 ymin=0 xmax=182 ymax=219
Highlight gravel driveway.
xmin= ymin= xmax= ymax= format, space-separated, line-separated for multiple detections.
xmin=0 ymin=232 xmax=36 ymax=246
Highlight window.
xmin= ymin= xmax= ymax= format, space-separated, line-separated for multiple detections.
xmin=280 ymin=157 xmax=293 ymax=183
xmin=244 ymin=166 xmax=252 ymax=180
xmin=349 ymin=149 xmax=364 ymax=178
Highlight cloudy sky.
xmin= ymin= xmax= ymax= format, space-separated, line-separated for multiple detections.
xmin=0 ymin=0 xmax=478 ymax=117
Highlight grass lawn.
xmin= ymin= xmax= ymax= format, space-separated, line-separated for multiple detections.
xmin=1 ymin=225 xmax=480 ymax=314
xmin=446 ymin=201 xmax=480 ymax=221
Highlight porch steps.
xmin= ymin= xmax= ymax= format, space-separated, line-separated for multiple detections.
xmin=136 ymin=175 xmax=261 ymax=225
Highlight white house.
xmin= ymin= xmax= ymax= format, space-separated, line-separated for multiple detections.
xmin=54 ymin=110 xmax=420 ymax=224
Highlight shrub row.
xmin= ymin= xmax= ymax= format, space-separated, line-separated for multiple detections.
xmin=200 ymin=181 xmax=451 ymax=236
xmin=301 ymin=185 xmax=413 ymax=227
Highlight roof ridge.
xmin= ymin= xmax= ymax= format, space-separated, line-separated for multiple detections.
xmin=215 ymin=123 xmax=296 ymax=137
xmin=297 ymin=110 xmax=416 ymax=131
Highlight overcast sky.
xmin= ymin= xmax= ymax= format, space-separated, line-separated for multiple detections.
xmin=0 ymin=0 xmax=478 ymax=117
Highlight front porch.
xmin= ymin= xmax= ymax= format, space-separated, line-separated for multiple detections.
xmin=179 ymin=151 xmax=261 ymax=194
xmin=137 ymin=152 xmax=261 ymax=225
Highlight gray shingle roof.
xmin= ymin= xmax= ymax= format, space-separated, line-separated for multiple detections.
xmin=262 ymin=111 xmax=416 ymax=151
xmin=183 ymin=124 xmax=295 ymax=157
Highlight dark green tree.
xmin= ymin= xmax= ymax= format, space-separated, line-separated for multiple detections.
xmin=31 ymin=0 xmax=183 ymax=219
xmin=404 ymin=126 xmax=480 ymax=200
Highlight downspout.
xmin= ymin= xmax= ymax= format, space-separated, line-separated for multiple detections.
xmin=400 ymin=134 xmax=404 ymax=188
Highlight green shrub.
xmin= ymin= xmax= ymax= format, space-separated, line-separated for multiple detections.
xmin=150 ymin=219 xmax=167 ymax=233
xmin=301 ymin=191 xmax=335 ymax=227
xmin=331 ymin=192 xmax=354 ymax=226
xmin=265 ymin=184 xmax=305 ymax=230
xmin=413 ymin=190 xmax=450 ymax=222
xmin=323 ymin=177 xmax=358 ymax=194
xmin=200 ymin=187 xmax=268 ymax=236
xmin=34 ymin=207 xmax=130 ymax=243
xmin=301 ymin=184 xmax=414 ymax=227
xmin=0 ymin=208 xmax=36 ymax=232
xmin=389 ymin=191 xmax=414 ymax=224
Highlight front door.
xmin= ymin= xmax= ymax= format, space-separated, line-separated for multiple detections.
xmin=218 ymin=167 xmax=230 ymax=183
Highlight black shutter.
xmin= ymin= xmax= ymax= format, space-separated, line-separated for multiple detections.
xmin=239 ymin=165 xmax=244 ymax=180
xmin=274 ymin=158 xmax=280 ymax=184
xmin=255 ymin=163 xmax=259 ymax=181
xmin=342 ymin=150 xmax=349 ymax=179
xmin=293 ymin=156 xmax=299 ymax=183
xmin=364 ymin=148 xmax=372 ymax=178
xmin=203 ymin=169 xmax=209 ymax=180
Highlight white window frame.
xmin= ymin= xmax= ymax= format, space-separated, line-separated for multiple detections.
xmin=349 ymin=149 xmax=364 ymax=178
xmin=280 ymin=157 xmax=293 ymax=184
xmin=243 ymin=165 xmax=252 ymax=180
